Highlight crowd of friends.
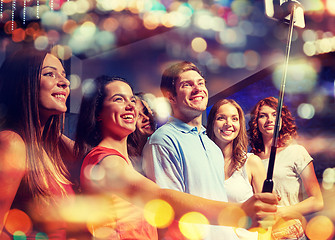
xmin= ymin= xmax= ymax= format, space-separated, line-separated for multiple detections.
xmin=0 ymin=47 xmax=323 ymax=240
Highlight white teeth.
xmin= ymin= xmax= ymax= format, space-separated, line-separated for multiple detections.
xmin=54 ymin=94 xmax=65 ymax=99
xmin=122 ymin=115 xmax=134 ymax=119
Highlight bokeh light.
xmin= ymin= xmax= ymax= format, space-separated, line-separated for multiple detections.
xmin=68 ymin=21 xmax=97 ymax=54
xmin=211 ymin=16 xmax=226 ymax=32
xmin=322 ymin=168 xmax=335 ymax=190
xmin=69 ymin=74 xmax=81 ymax=90
xmin=191 ymin=37 xmax=207 ymax=53
xmin=35 ymin=232 xmax=48 ymax=239
xmin=85 ymin=164 xmax=106 ymax=182
xmin=62 ymin=19 xmax=78 ymax=34
xmin=316 ymin=38 xmax=332 ymax=53
xmin=58 ymin=195 xmax=112 ymax=224
xmin=179 ymin=212 xmax=209 ymax=240
xmin=61 ymin=1 xmax=78 ymax=16
xmin=95 ymin=31 xmax=116 ymax=51
xmin=47 ymin=29 xmax=60 ymax=43
xmin=194 ymin=10 xmax=214 ymax=30
xmin=161 ymin=12 xmax=175 ymax=28
xmin=81 ymin=78 xmax=96 ymax=97
xmin=4 ymin=21 xmax=17 ymax=34
xmin=272 ymin=61 xmax=317 ymax=93
xmin=12 ymin=231 xmax=26 ymax=240
xmin=244 ymin=50 xmax=260 ymax=70
xmin=143 ymin=12 xmax=160 ymax=30
xmin=4 ymin=209 xmax=32 ymax=236
xmin=76 ymin=0 xmax=91 ymax=14
xmin=297 ymin=103 xmax=315 ymax=119
xmin=197 ymin=50 xmax=212 ymax=65
xmin=51 ymin=44 xmax=72 ymax=60
xmin=41 ymin=10 xmax=67 ymax=29
xmin=101 ymin=17 xmax=119 ymax=32
xmin=152 ymin=97 xmax=171 ymax=123
xmin=306 ymin=215 xmax=335 ymax=240
xmin=206 ymin=58 xmax=221 ymax=72
xmin=178 ymin=3 xmax=193 ymax=18
xmin=304 ymin=35 xmax=335 ymax=56
xmin=96 ymin=0 xmax=123 ymax=12
xmin=226 ymin=52 xmax=245 ymax=69
xmin=12 ymin=28 xmax=26 ymax=42
xmin=144 ymin=199 xmax=174 ymax=228
xmin=303 ymin=41 xmax=317 ymax=57
xmin=34 ymin=36 xmax=49 ymax=50
xmin=239 ymin=20 xmax=253 ymax=35
xmin=326 ymin=0 xmax=335 ymax=15
xmin=231 ymin=0 xmax=252 ymax=17
xmin=168 ymin=10 xmax=189 ymax=27
xmin=219 ymin=27 xmax=246 ymax=47
xmin=302 ymin=29 xmax=318 ymax=42
xmin=120 ymin=15 xmax=140 ymax=31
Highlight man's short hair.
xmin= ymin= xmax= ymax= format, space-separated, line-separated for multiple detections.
xmin=160 ymin=61 xmax=203 ymax=97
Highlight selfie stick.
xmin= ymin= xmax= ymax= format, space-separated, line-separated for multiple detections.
xmin=262 ymin=2 xmax=298 ymax=193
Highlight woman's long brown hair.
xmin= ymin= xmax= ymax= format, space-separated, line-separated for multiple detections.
xmin=0 ymin=48 xmax=70 ymax=203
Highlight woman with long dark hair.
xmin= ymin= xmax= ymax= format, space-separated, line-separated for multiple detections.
xmin=0 ymin=48 xmax=74 ymax=239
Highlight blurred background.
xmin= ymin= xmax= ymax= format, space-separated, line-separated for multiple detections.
xmin=0 ymin=0 xmax=335 ymax=238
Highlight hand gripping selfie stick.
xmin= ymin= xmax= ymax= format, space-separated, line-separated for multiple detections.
xmin=262 ymin=0 xmax=305 ymax=193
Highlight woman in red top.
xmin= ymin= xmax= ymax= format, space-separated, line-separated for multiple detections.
xmin=0 ymin=48 xmax=74 ymax=239
xmin=74 ymin=75 xmax=279 ymax=240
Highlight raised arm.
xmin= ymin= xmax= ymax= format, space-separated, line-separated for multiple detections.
xmin=0 ymin=131 xmax=26 ymax=235
xmin=82 ymin=155 xmax=278 ymax=227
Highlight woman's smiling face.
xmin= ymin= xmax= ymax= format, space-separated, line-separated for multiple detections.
xmin=213 ymin=103 xmax=240 ymax=145
xmin=99 ymin=81 xmax=138 ymax=139
xmin=38 ymin=53 xmax=70 ymax=119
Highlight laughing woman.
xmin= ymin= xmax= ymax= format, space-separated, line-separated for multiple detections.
xmin=74 ymin=75 xmax=278 ymax=240
xmin=0 ymin=48 xmax=74 ymax=239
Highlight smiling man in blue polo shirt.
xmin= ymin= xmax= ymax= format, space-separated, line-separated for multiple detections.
xmin=143 ymin=61 xmax=276 ymax=239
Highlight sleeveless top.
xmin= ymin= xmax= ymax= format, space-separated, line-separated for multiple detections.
xmin=80 ymin=146 xmax=158 ymax=240
xmin=224 ymin=154 xmax=254 ymax=203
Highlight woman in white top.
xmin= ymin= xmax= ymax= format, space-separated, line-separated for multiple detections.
xmin=248 ymin=96 xmax=324 ymax=239
xmin=207 ymin=99 xmax=266 ymax=203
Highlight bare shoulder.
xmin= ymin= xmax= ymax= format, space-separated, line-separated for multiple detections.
xmin=0 ymin=130 xmax=27 ymax=168
xmin=100 ymin=154 xmax=130 ymax=169
xmin=0 ymin=130 xmax=26 ymax=149
xmin=246 ymin=154 xmax=263 ymax=167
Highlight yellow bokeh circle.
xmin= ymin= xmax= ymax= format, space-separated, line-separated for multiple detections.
xmin=179 ymin=212 xmax=209 ymax=240
xmin=144 ymin=199 xmax=174 ymax=228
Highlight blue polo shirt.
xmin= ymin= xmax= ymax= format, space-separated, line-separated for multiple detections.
xmin=143 ymin=116 xmax=228 ymax=202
